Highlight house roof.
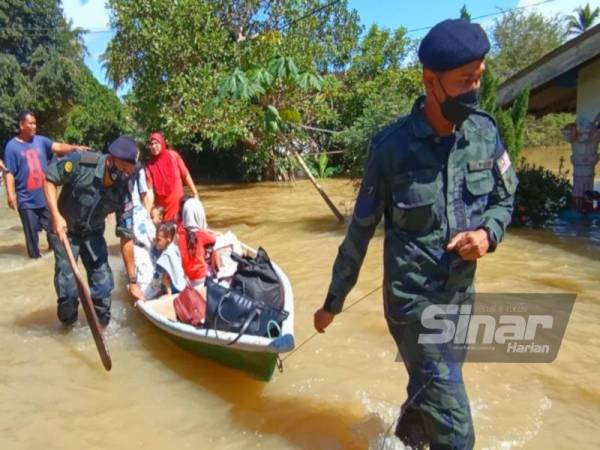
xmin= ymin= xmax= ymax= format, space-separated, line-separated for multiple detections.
xmin=496 ymin=23 xmax=600 ymax=116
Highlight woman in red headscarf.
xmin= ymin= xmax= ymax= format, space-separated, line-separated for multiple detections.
xmin=145 ymin=132 xmax=198 ymax=220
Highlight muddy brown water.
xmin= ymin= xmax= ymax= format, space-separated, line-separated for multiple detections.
xmin=1 ymin=147 xmax=599 ymax=449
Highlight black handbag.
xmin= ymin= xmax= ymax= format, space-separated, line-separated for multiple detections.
xmin=230 ymin=247 xmax=284 ymax=311
xmin=205 ymin=278 xmax=289 ymax=345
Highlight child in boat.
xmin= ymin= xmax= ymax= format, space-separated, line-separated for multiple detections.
xmin=150 ymin=205 xmax=164 ymax=227
xmin=147 ymin=221 xmax=187 ymax=298
xmin=177 ymin=197 xmax=218 ymax=286
xmin=131 ymin=169 xmax=156 ymax=296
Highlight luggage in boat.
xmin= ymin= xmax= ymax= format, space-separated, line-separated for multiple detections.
xmin=205 ymin=277 xmax=288 ymax=344
xmin=174 ymin=285 xmax=207 ymax=326
xmin=230 ymin=247 xmax=284 ymax=312
xmin=135 ymin=238 xmax=295 ymax=381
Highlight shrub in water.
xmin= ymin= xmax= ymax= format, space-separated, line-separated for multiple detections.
xmin=512 ymin=157 xmax=572 ymax=227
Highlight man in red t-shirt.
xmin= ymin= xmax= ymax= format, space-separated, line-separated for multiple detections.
xmin=145 ymin=132 xmax=198 ymax=220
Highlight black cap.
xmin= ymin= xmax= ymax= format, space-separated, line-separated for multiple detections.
xmin=108 ymin=136 xmax=138 ymax=164
xmin=418 ymin=19 xmax=490 ymax=71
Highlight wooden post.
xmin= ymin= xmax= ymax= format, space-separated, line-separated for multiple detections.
xmin=292 ymin=150 xmax=345 ymax=222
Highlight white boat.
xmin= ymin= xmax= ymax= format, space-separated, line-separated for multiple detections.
xmin=135 ymin=241 xmax=295 ymax=381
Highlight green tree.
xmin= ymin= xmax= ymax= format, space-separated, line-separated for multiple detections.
xmin=491 ymin=9 xmax=564 ymax=80
xmin=0 ymin=0 xmax=86 ymax=143
xmin=333 ymin=25 xmax=420 ymax=175
xmin=460 ymin=5 xmax=472 ymax=21
xmin=103 ymin=0 xmax=361 ymax=159
xmin=62 ymin=68 xmax=127 ymax=152
xmin=480 ymin=65 xmax=529 ymax=161
xmin=565 ymin=3 xmax=600 ymax=37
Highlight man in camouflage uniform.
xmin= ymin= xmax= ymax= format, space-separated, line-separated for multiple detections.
xmin=44 ymin=136 xmax=143 ymax=327
xmin=314 ymin=19 xmax=517 ymax=449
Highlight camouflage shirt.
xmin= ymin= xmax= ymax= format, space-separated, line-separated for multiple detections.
xmin=325 ymin=97 xmax=518 ymax=320
xmin=45 ymin=151 xmax=134 ymax=240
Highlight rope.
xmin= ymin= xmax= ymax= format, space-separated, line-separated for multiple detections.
xmin=379 ymin=375 xmax=435 ymax=450
xmin=277 ymin=282 xmax=444 ymax=449
xmin=280 ymin=284 xmax=382 ymax=363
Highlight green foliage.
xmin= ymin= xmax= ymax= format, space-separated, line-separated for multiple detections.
xmin=304 ymin=152 xmax=342 ymax=178
xmin=335 ymin=80 xmax=414 ymax=176
xmin=564 ymin=3 xmax=599 ymax=37
xmin=496 ymin=109 xmax=516 ymax=156
xmin=512 ymin=158 xmax=572 ymax=227
xmin=346 ymin=24 xmax=410 ymax=82
xmin=523 ymin=113 xmax=575 ymax=148
xmin=511 ymin=87 xmax=530 ymax=156
xmin=0 ymin=0 xmax=124 ymax=150
xmin=480 ymin=68 xmax=498 ymax=116
xmin=460 ymin=5 xmax=472 ymax=21
xmin=104 ymin=0 xmax=360 ymax=156
xmin=267 ymin=56 xmax=299 ymax=81
xmin=327 ymin=24 xmax=418 ymax=176
xmin=0 ymin=0 xmax=86 ymax=143
xmin=480 ymin=65 xmax=529 ymax=161
xmin=219 ymin=69 xmax=262 ymax=101
xmin=490 ymin=10 xmax=565 ymax=80
xmin=61 ymin=68 xmax=127 ymax=152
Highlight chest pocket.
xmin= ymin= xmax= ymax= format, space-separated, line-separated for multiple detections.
xmin=464 ymin=167 xmax=494 ymax=227
xmin=72 ymin=187 xmax=97 ymax=207
xmin=392 ymin=169 xmax=442 ymax=235
xmin=465 ymin=169 xmax=494 ymax=196
xmin=71 ymin=185 xmax=101 ymax=230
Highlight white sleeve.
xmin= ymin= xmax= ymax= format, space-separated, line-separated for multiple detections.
xmin=138 ymin=169 xmax=148 ymax=194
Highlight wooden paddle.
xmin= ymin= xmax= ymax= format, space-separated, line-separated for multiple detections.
xmin=60 ymin=234 xmax=112 ymax=371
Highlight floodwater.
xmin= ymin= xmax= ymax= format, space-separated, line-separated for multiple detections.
xmin=1 ymin=146 xmax=599 ymax=450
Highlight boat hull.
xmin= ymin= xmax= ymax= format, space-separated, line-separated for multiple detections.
xmin=168 ymin=333 xmax=279 ymax=381
xmin=135 ymin=247 xmax=294 ymax=382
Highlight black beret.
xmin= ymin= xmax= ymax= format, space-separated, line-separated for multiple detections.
xmin=418 ymin=19 xmax=490 ymax=71
xmin=108 ymin=135 xmax=138 ymax=164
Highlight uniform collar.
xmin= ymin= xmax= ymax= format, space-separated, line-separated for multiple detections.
xmin=409 ymin=96 xmax=471 ymax=144
xmin=409 ymin=96 xmax=435 ymax=139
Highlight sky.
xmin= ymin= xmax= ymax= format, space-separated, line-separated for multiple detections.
xmin=62 ymin=0 xmax=599 ymax=91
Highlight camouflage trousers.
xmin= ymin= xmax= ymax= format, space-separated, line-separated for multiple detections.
xmin=51 ymin=231 xmax=114 ymax=326
xmin=387 ymin=319 xmax=474 ymax=450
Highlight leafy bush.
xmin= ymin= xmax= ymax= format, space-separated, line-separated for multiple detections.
xmin=523 ymin=113 xmax=574 ymax=148
xmin=512 ymin=157 xmax=572 ymax=227
xmin=304 ymin=153 xmax=343 ymax=178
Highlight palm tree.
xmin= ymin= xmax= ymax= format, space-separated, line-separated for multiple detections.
xmin=565 ymin=3 xmax=600 ymax=37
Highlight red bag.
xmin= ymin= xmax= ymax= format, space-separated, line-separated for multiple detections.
xmin=174 ymin=286 xmax=206 ymax=326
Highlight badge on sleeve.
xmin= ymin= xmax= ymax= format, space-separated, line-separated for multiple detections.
xmin=496 ymin=151 xmax=511 ymax=175
xmin=64 ymin=161 xmax=73 ymax=173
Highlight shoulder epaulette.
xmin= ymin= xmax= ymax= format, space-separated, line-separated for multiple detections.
xmin=472 ymin=110 xmax=498 ymax=127
xmin=79 ymin=151 xmax=101 ymax=166
xmin=372 ymin=116 xmax=408 ymax=147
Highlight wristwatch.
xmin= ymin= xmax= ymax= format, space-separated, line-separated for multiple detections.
xmin=128 ymin=275 xmax=138 ymax=284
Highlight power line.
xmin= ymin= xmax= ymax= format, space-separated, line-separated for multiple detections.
xmin=15 ymin=0 xmax=343 ymax=35
xmin=406 ymin=0 xmax=557 ymax=34
xmin=281 ymin=0 xmax=343 ymax=31
xmin=16 ymin=25 xmax=113 ymax=34
xmin=13 ymin=0 xmax=559 ymax=36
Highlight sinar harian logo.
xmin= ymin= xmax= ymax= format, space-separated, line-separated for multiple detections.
xmin=418 ymin=304 xmax=553 ymax=354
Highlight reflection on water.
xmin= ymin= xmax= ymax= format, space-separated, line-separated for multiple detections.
xmin=1 ymin=170 xmax=599 ymax=449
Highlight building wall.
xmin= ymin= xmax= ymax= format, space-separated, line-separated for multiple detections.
xmin=577 ymin=58 xmax=600 ymax=125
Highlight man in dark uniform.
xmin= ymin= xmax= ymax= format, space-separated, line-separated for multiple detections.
xmin=314 ymin=19 xmax=518 ymax=449
xmin=44 ymin=136 xmax=143 ymax=327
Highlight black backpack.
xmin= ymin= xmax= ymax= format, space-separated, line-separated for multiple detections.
xmin=205 ymin=277 xmax=288 ymax=345
xmin=230 ymin=247 xmax=284 ymax=312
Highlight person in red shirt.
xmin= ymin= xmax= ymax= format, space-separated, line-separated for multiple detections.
xmin=177 ymin=197 xmax=217 ymax=286
xmin=145 ymin=132 xmax=198 ymax=220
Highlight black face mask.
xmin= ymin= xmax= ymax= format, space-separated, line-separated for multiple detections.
xmin=108 ymin=164 xmax=132 ymax=185
xmin=435 ymin=77 xmax=480 ymax=127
